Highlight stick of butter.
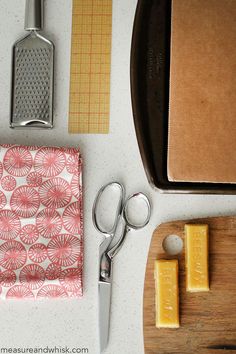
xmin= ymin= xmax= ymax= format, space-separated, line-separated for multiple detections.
xmin=185 ymin=224 xmax=209 ymax=292
xmin=154 ymin=259 xmax=179 ymax=328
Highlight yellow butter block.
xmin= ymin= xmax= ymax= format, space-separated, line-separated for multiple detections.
xmin=154 ymin=259 xmax=179 ymax=328
xmin=185 ymin=224 xmax=209 ymax=292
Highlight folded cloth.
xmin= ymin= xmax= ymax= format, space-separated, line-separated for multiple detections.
xmin=0 ymin=144 xmax=83 ymax=299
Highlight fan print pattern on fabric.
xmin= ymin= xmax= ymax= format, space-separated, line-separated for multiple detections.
xmin=6 ymin=285 xmax=34 ymax=299
xmin=1 ymin=176 xmax=17 ymax=191
xmin=37 ymin=284 xmax=68 ymax=298
xmin=36 ymin=208 xmax=62 ymax=238
xmin=0 ymin=241 xmax=27 ymax=270
xmin=0 ymin=270 xmax=16 ymax=287
xmin=59 ymin=268 xmax=82 ymax=293
xmin=0 ymin=210 xmax=21 ymax=240
xmin=47 ymin=234 xmax=81 ymax=267
xmin=63 ymin=202 xmax=81 ymax=234
xmin=3 ymin=146 xmax=32 ymax=177
xmin=24 ymin=145 xmax=40 ymax=151
xmin=28 ymin=243 xmax=47 ymax=263
xmin=71 ymin=173 xmax=82 ymax=200
xmin=20 ymin=225 xmax=39 ymax=245
xmin=45 ymin=263 xmax=61 ymax=280
xmin=26 ymin=172 xmax=42 ymax=187
xmin=10 ymin=186 xmax=40 ymax=218
xmin=19 ymin=264 xmax=45 ymax=290
xmin=0 ymin=191 xmax=7 ymax=210
xmin=39 ymin=178 xmax=72 ymax=209
xmin=66 ymin=154 xmax=80 ymax=174
xmin=0 ymin=145 xmax=83 ymax=299
xmin=34 ymin=147 xmax=66 ymax=177
xmin=0 ymin=162 xmax=3 ymax=179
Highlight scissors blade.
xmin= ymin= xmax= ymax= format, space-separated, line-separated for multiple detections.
xmin=99 ymin=280 xmax=112 ymax=352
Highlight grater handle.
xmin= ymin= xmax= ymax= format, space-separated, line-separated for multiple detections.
xmin=25 ymin=0 xmax=43 ymax=31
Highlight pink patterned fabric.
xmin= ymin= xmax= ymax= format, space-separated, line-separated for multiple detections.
xmin=0 ymin=145 xmax=83 ymax=299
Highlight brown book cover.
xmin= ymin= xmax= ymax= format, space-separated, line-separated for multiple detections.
xmin=167 ymin=0 xmax=236 ymax=183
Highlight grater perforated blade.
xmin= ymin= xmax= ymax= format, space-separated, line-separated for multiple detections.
xmin=10 ymin=0 xmax=54 ymax=129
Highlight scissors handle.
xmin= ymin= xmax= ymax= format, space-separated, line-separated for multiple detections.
xmin=100 ymin=224 xmax=128 ymax=282
xmin=107 ymin=224 xmax=130 ymax=260
xmin=107 ymin=192 xmax=151 ymax=259
xmin=93 ymin=182 xmax=124 ymax=237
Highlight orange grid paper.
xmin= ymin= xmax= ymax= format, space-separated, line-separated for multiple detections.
xmin=68 ymin=0 xmax=112 ymax=134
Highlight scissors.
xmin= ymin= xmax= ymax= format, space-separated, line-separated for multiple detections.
xmin=93 ymin=182 xmax=151 ymax=352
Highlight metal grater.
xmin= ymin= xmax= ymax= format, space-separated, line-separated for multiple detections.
xmin=10 ymin=0 xmax=54 ymax=129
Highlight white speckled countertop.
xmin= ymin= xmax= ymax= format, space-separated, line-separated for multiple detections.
xmin=0 ymin=1 xmax=236 ymax=353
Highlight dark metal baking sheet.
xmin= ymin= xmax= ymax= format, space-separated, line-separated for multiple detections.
xmin=130 ymin=0 xmax=236 ymax=194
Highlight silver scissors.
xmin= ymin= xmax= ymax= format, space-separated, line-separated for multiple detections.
xmin=93 ymin=182 xmax=151 ymax=352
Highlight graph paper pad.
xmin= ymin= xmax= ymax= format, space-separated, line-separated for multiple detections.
xmin=68 ymin=0 xmax=112 ymax=134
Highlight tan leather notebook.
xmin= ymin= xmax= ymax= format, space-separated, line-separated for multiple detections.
xmin=167 ymin=0 xmax=236 ymax=183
